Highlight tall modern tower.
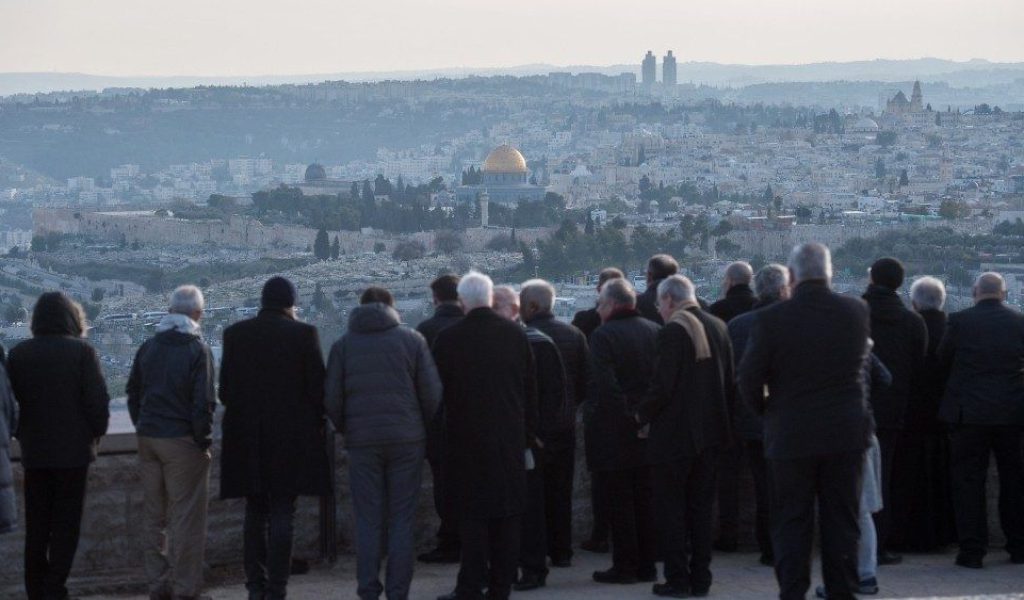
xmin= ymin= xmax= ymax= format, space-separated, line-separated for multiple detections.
xmin=663 ymin=50 xmax=677 ymax=86
xmin=642 ymin=51 xmax=656 ymax=86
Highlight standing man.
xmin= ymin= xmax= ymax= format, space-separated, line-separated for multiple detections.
xmin=707 ymin=261 xmax=757 ymax=553
xmin=520 ymin=279 xmax=588 ymax=569
xmin=433 ymin=272 xmax=537 ymax=600
xmin=572 ymin=268 xmax=624 ymax=338
xmin=637 ymin=254 xmax=679 ymax=325
xmin=862 ymin=257 xmax=927 ymax=564
xmin=588 ymin=279 xmax=660 ymax=585
xmin=127 ymin=285 xmax=216 ymax=600
xmin=416 ymin=274 xmax=464 ymax=565
xmin=938 ymin=272 xmax=1024 ymax=568
xmin=638 ymin=275 xmax=733 ymax=598
xmin=219 ymin=276 xmax=330 ymax=600
xmin=726 ymin=264 xmax=792 ymax=566
xmin=738 ymin=243 xmax=871 ymax=600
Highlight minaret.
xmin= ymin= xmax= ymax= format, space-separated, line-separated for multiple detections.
xmin=910 ymin=81 xmax=923 ymax=112
xmin=479 ymin=191 xmax=490 ymax=228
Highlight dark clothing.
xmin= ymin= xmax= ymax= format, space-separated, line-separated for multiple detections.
xmin=244 ymin=493 xmax=297 ymax=600
xmin=745 ymin=440 xmax=772 ymax=558
xmin=571 ymin=306 xmax=601 ymax=339
xmin=638 ymin=306 xmax=733 ymax=462
xmin=127 ymin=329 xmax=216 ymax=449
xmin=653 ymin=450 xmax=717 ymax=592
xmin=588 ymin=470 xmax=611 ymax=544
xmin=525 ymin=313 xmax=590 ymax=407
xmin=737 ymin=281 xmax=872 ymax=460
xmin=457 ymin=516 xmax=522 ymax=600
xmin=770 ymin=451 xmax=862 ymax=600
xmin=23 ymin=466 xmax=88 ymax=600
xmin=8 ymin=335 xmax=110 ymax=469
xmin=0 ymin=364 xmax=16 ymax=534
xmin=727 ymin=298 xmax=777 ymax=441
xmin=637 ymin=278 xmax=667 ymax=325
xmin=325 ymin=303 xmax=442 ymax=448
xmin=949 ymin=425 xmax=1024 ymax=559
xmin=607 ymin=466 xmax=657 ymax=578
xmin=938 ymin=299 xmax=1024 ymax=426
xmin=219 ymin=309 xmax=330 ymax=499
xmin=862 ymin=284 xmax=928 ymax=430
xmin=519 ymin=460 xmax=548 ymax=579
xmin=416 ymin=303 xmax=463 ymax=350
xmin=709 ymin=283 xmax=757 ymax=324
xmin=586 ymin=310 xmax=660 ymax=471
xmin=542 ymin=434 xmax=575 ymax=562
xmin=525 ymin=327 xmax=569 ymax=440
xmin=433 ymin=307 xmax=537 ymax=520
xmin=908 ymin=308 xmax=949 ymax=433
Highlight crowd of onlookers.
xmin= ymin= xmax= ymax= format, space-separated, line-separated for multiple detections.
xmin=0 ymin=240 xmax=1022 ymax=600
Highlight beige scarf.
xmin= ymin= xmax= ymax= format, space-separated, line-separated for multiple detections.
xmin=668 ymin=300 xmax=711 ymax=361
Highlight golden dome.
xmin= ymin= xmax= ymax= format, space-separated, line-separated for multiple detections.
xmin=482 ymin=144 xmax=528 ymax=174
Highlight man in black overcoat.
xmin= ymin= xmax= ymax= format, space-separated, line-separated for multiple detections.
xmin=637 ymin=254 xmax=679 ymax=325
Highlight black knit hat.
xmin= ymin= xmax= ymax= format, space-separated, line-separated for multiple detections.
xmin=870 ymin=257 xmax=905 ymax=291
xmin=261 ymin=276 xmax=297 ymax=309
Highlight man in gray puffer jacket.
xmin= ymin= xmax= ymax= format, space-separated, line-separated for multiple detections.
xmin=326 ymin=286 xmax=442 ymax=600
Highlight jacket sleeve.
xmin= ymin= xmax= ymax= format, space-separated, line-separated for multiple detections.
xmin=575 ymin=334 xmax=590 ymax=406
xmin=304 ymin=327 xmax=327 ymax=417
xmin=413 ymin=335 xmax=443 ymax=430
xmin=638 ymin=324 xmax=690 ymax=424
xmin=587 ymin=331 xmax=624 ymax=421
xmin=218 ymin=329 xmax=235 ymax=408
xmin=126 ymin=344 xmax=143 ymax=427
xmin=191 ymin=342 xmax=216 ymax=449
xmin=936 ymin=314 xmax=957 ymax=377
xmin=80 ymin=344 xmax=111 ymax=438
xmin=522 ymin=336 xmax=539 ymax=449
xmin=324 ymin=339 xmax=346 ymax=431
xmin=737 ymin=317 xmax=771 ymax=415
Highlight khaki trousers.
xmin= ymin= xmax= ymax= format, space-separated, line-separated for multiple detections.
xmin=138 ymin=436 xmax=211 ymax=597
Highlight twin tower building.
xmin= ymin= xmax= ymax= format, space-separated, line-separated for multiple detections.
xmin=642 ymin=50 xmax=677 ymax=86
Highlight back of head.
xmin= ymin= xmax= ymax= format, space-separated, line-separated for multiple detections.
xmin=974 ymin=272 xmax=1006 ymax=301
xmin=870 ymin=257 xmax=905 ymax=291
xmin=657 ymin=274 xmax=696 ymax=304
xmin=597 ymin=267 xmax=625 ymax=289
xmin=754 ymin=264 xmax=790 ymax=301
xmin=492 ymin=285 xmax=519 ymax=319
xmin=360 ymin=286 xmax=395 ymax=306
xmin=520 ymin=278 xmax=555 ymax=315
xmin=430 ymin=274 xmax=459 ymax=303
xmin=600 ymin=278 xmax=637 ymax=309
xmin=261 ymin=276 xmax=297 ymax=310
xmin=788 ymin=243 xmax=832 ymax=285
xmin=910 ymin=276 xmax=946 ymax=311
xmin=169 ymin=285 xmax=205 ymax=315
xmin=725 ymin=261 xmax=754 ymax=286
xmin=458 ymin=271 xmax=493 ymax=311
xmin=31 ymin=291 xmax=85 ymax=338
xmin=647 ymin=254 xmax=679 ymax=281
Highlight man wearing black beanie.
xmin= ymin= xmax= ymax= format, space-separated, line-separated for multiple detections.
xmin=219 ymin=276 xmax=329 ymax=600
xmin=862 ymin=258 xmax=928 ymax=566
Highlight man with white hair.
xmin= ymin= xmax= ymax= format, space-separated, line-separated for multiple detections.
xmin=938 ymin=271 xmax=1024 ymax=569
xmin=432 ymin=272 xmax=538 ymax=600
xmin=738 ymin=243 xmax=872 ymax=600
xmin=127 ymin=285 xmax=216 ymax=600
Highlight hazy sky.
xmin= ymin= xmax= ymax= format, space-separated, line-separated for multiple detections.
xmin=2 ymin=0 xmax=1023 ymax=75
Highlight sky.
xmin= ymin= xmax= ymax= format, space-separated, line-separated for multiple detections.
xmin=2 ymin=0 xmax=1023 ymax=76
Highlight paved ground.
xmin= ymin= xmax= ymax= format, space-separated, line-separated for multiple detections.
xmin=81 ymin=548 xmax=1024 ymax=600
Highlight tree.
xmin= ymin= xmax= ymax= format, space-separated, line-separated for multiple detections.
xmin=373 ymin=241 xmax=387 ymax=254
xmin=899 ymin=169 xmax=909 ymax=188
xmin=876 ymin=131 xmax=898 ymax=147
xmin=715 ymin=238 xmax=741 ymax=257
xmin=434 ymin=230 xmax=464 ymax=255
xmin=31 ymin=236 xmax=46 ymax=252
xmin=584 ymin=212 xmax=595 ymax=236
xmin=91 ymin=287 xmax=105 ymax=303
xmin=938 ymin=199 xmax=969 ymax=220
xmin=875 ymin=158 xmax=887 ymax=180
xmin=762 ymin=184 xmax=773 ymax=204
xmin=330 ymin=235 xmax=341 ymax=260
xmin=393 ymin=240 xmax=426 ymax=261
xmin=313 ymin=227 xmax=330 ymax=260
xmin=312 ymin=282 xmax=330 ymax=312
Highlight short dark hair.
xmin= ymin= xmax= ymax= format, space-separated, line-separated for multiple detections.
xmin=360 ymin=286 xmax=395 ymax=306
xmin=870 ymin=257 xmax=905 ymax=290
xmin=31 ymin=291 xmax=86 ymax=337
xmin=597 ymin=267 xmax=625 ymax=288
xmin=430 ymin=274 xmax=459 ymax=303
xmin=647 ymin=254 xmax=679 ymax=281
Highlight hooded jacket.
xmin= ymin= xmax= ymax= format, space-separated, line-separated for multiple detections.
xmin=863 ymin=284 xmax=928 ymax=430
xmin=126 ymin=314 xmax=216 ymax=448
xmin=326 ymin=303 xmax=442 ymax=448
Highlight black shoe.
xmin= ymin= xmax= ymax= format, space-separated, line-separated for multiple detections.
xmin=652 ymin=582 xmax=690 ymax=598
xmin=713 ymin=539 xmax=738 ymax=553
xmin=550 ymin=557 xmax=572 ymax=568
xmin=513 ymin=573 xmax=546 ymax=591
xmin=592 ymin=568 xmax=637 ymax=584
xmin=758 ymin=553 xmax=774 ymax=566
xmin=581 ymin=539 xmax=609 ymax=553
xmin=691 ymin=588 xmax=709 ymax=598
xmin=1011 ymin=553 xmax=1024 ymax=565
xmin=955 ymin=554 xmax=984 ymax=569
xmin=419 ymin=547 xmax=461 ymax=564
xmin=858 ymin=577 xmax=879 ymax=595
xmin=877 ymin=551 xmax=902 ymax=565
xmin=290 ymin=558 xmax=310 ymax=575
xmin=637 ymin=569 xmax=658 ymax=583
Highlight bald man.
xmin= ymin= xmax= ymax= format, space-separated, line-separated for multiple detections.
xmin=938 ymin=272 xmax=1024 ymax=569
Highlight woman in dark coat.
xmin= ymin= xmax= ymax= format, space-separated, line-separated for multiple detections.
xmin=892 ymin=276 xmax=956 ymax=551
xmin=7 ymin=292 xmax=110 ymax=600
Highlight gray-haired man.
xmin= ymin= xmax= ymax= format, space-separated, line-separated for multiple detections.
xmin=127 ymin=285 xmax=216 ymax=600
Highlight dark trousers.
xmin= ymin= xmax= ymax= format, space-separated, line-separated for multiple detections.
xmin=604 ymin=466 xmax=656 ymax=577
xmin=745 ymin=440 xmax=773 ymax=558
xmin=244 ymin=494 xmax=298 ymax=600
xmin=23 ymin=467 xmax=89 ymax=600
xmin=542 ymin=434 xmax=575 ymax=562
xmin=349 ymin=442 xmax=425 ymax=600
xmin=520 ymin=463 xmax=548 ymax=578
xmin=653 ymin=449 xmax=718 ymax=593
xmin=770 ymin=451 xmax=862 ymax=600
xmin=588 ymin=469 xmax=610 ymax=543
xmin=427 ymin=455 xmax=460 ymax=552
xmin=949 ymin=425 xmax=1024 ymax=559
xmin=456 ymin=515 xmax=522 ymax=600
xmin=872 ymin=428 xmax=899 ymax=555
xmin=715 ymin=442 xmax=742 ymax=545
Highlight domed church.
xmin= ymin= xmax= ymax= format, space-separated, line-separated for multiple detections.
xmin=456 ymin=144 xmax=545 ymax=205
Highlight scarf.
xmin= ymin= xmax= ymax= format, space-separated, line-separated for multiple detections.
xmin=155 ymin=313 xmax=202 ymax=336
xmin=668 ymin=300 xmax=711 ymax=361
